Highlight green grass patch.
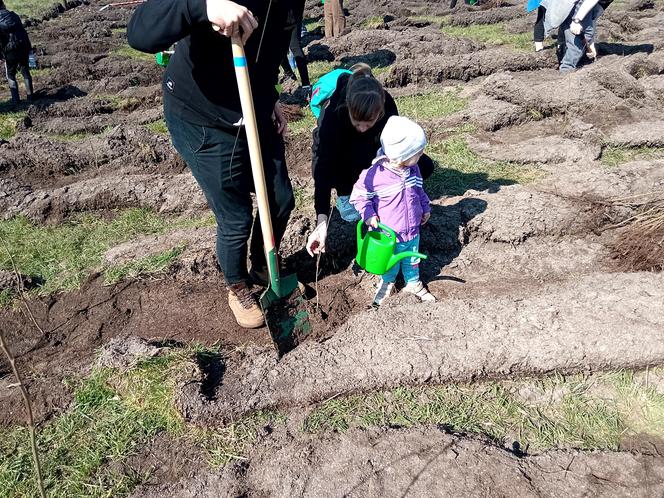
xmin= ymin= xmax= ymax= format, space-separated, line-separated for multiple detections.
xmin=303 ymin=17 xmax=323 ymax=32
xmin=289 ymin=89 xmax=466 ymax=136
xmin=304 ymin=370 xmax=664 ymax=452
xmin=293 ymin=187 xmax=314 ymax=211
xmin=427 ymin=137 xmax=544 ymax=196
xmin=46 ymin=130 xmax=106 ymax=142
xmin=307 ymin=61 xmax=337 ymax=85
xmin=0 ymin=288 xmax=14 ymax=307
xmin=197 ymin=411 xmax=287 ymax=467
xmin=0 ymin=209 xmax=215 ymax=296
xmin=362 ymin=16 xmax=386 ymax=29
xmin=610 ymin=370 xmax=664 ymax=436
xmin=113 ymin=44 xmax=154 ymax=62
xmin=0 ymin=354 xmax=188 ymax=497
xmin=4 ymin=0 xmax=60 ymax=18
xmin=601 ymin=145 xmax=664 ymax=167
xmin=29 ymin=67 xmax=52 ymax=78
xmin=395 ymin=89 xmax=467 ymax=122
xmin=409 ymin=15 xmax=451 ymax=27
xmin=0 ymin=348 xmax=285 ymax=496
xmin=104 ymin=246 xmax=185 ymax=285
xmin=97 ymin=94 xmax=143 ymax=112
xmin=0 ymin=109 xmax=27 ymax=140
xmin=146 ymin=119 xmax=169 ymax=135
xmin=441 ymin=23 xmax=532 ymax=51
xmin=288 ymin=113 xmax=316 ymax=135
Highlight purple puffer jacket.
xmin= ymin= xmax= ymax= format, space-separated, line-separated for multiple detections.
xmin=350 ymin=156 xmax=431 ymax=243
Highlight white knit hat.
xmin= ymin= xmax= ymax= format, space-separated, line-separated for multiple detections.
xmin=380 ymin=116 xmax=427 ymax=164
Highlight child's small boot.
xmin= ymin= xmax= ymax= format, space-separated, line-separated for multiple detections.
xmin=373 ymin=280 xmax=394 ymax=306
xmin=403 ymin=281 xmax=436 ymax=302
xmin=534 ymin=41 xmax=544 ymax=52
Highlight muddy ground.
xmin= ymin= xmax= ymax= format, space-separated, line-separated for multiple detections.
xmin=1 ymin=0 xmax=663 ymax=495
xmin=131 ymin=427 xmax=664 ymax=498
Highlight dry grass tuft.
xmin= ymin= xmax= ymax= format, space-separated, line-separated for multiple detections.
xmin=607 ymin=192 xmax=664 ymax=272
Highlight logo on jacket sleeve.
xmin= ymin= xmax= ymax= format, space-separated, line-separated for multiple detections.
xmin=166 ymin=77 xmax=175 ymax=93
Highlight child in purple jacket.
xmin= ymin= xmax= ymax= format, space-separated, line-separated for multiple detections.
xmin=350 ymin=116 xmax=436 ymax=306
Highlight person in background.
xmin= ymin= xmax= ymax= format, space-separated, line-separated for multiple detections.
xmin=306 ymin=63 xmax=435 ymax=257
xmin=533 ymin=5 xmax=546 ymax=52
xmin=324 ymin=0 xmax=345 ymax=38
xmin=128 ymin=0 xmax=302 ymax=329
xmin=281 ymin=2 xmax=310 ymax=96
xmin=584 ymin=0 xmax=613 ymax=60
xmin=0 ymin=0 xmax=33 ymax=107
xmin=350 ymin=116 xmax=436 ymax=306
xmin=558 ymin=0 xmax=603 ymax=72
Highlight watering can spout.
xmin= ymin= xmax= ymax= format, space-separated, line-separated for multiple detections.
xmin=387 ymin=250 xmax=427 ymax=271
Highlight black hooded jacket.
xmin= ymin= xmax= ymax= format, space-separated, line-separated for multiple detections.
xmin=0 ymin=8 xmax=30 ymax=60
xmin=127 ymin=0 xmax=303 ymax=129
xmin=312 ymin=73 xmax=398 ymax=216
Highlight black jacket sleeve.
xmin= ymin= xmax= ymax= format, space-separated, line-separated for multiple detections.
xmin=312 ymin=103 xmax=340 ymax=217
xmin=127 ymin=0 xmax=209 ymax=53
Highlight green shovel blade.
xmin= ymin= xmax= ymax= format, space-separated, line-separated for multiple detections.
xmin=259 ymin=271 xmax=299 ymax=309
xmin=259 ymin=247 xmax=300 ymax=308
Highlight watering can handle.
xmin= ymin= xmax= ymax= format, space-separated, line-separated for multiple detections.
xmin=377 ymin=222 xmax=397 ymax=240
xmin=357 ymin=221 xmax=398 ymax=240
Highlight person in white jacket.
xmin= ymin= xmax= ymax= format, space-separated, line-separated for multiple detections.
xmin=556 ymin=0 xmax=603 ymax=72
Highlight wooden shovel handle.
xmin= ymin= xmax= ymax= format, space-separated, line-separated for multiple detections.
xmin=230 ymin=36 xmax=276 ymax=256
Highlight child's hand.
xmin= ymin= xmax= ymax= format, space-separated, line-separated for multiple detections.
xmin=421 ymin=212 xmax=431 ymax=225
xmin=367 ymin=216 xmax=379 ymax=228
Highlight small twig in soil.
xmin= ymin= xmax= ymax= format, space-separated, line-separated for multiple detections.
xmin=646 ymin=365 xmax=650 ymax=389
xmin=315 ymin=252 xmax=321 ymax=311
xmin=320 ymin=390 xmax=349 ymax=404
xmin=0 ymin=238 xmax=46 ymax=338
xmin=0 ymin=329 xmax=47 ymax=498
xmin=314 ymin=204 xmax=334 ymax=313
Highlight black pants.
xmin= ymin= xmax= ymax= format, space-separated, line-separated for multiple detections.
xmin=280 ymin=23 xmax=310 ymax=87
xmin=534 ymin=6 xmax=546 ymax=43
xmin=4 ymin=48 xmax=33 ymax=103
xmin=165 ymin=109 xmax=295 ymax=284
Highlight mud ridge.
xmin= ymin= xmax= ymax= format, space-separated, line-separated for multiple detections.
xmin=178 ymin=272 xmax=664 ymax=423
xmin=130 ymin=426 xmax=664 ymax=498
xmin=385 ymin=49 xmax=551 ymax=86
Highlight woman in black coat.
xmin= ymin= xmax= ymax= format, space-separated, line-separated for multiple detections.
xmin=306 ymin=64 xmax=434 ymax=256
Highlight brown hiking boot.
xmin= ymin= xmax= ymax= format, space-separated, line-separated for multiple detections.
xmin=228 ymin=282 xmax=264 ymax=329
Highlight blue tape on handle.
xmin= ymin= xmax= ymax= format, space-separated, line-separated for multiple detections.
xmin=234 ymin=56 xmax=247 ymax=67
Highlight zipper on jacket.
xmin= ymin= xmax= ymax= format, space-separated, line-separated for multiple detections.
xmin=403 ymin=171 xmax=410 ymax=242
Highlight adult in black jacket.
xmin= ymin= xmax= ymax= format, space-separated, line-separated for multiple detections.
xmin=128 ymin=0 xmax=302 ymax=329
xmin=0 ymin=1 xmax=33 ymax=106
xmin=306 ymin=66 xmax=434 ymax=256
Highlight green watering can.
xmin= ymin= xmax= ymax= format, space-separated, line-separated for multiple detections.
xmin=356 ymin=221 xmax=427 ymax=275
